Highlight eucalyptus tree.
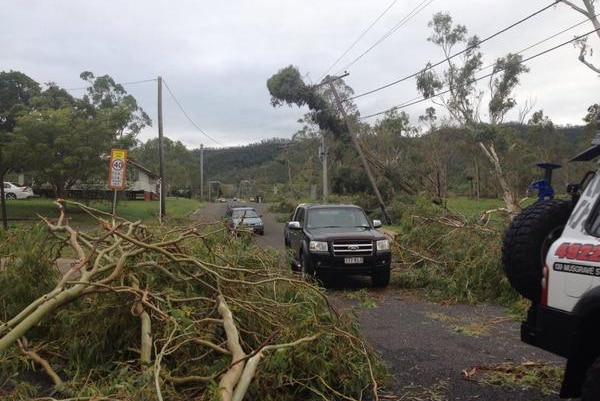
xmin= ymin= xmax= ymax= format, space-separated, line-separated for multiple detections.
xmin=9 ymin=73 xmax=152 ymax=198
xmin=415 ymin=13 xmax=529 ymax=213
xmin=268 ymin=65 xmax=388 ymax=209
xmin=130 ymin=137 xmax=197 ymax=196
xmin=10 ymin=84 xmax=114 ymax=197
xmin=80 ymin=71 xmax=152 ymax=148
xmin=416 ymin=12 xmax=529 ymax=127
xmin=557 ymin=0 xmax=600 ymax=74
xmin=361 ymin=109 xmax=419 ymax=197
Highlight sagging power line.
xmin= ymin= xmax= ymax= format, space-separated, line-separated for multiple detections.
xmin=319 ymin=0 xmax=400 ymax=81
xmin=65 ymin=78 xmax=157 ymax=92
xmin=349 ymin=1 xmax=560 ymax=102
xmin=162 ymin=79 xmax=223 ymax=147
xmin=339 ymin=0 xmax=436 ymax=75
xmin=360 ymin=25 xmax=600 ymax=120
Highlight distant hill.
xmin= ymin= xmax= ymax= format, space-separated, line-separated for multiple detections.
xmin=192 ymin=137 xmax=291 ymax=185
xmin=190 ymin=124 xmax=594 ymax=200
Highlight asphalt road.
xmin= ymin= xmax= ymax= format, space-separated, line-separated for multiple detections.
xmin=193 ymin=202 xmax=566 ymax=401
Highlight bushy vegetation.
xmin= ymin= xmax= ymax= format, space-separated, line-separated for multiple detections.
xmin=392 ymin=196 xmax=519 ymax=305
xmin=0 ymin=202 xmax=384 ymax=400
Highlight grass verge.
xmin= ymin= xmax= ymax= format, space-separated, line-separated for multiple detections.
xmin=0 ymin=197 xmax=202 ymax=227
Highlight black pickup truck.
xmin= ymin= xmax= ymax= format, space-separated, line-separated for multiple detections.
xmin=284 ymin=203 xmax=392 ymax=287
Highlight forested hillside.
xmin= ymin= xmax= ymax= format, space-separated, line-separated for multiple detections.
xmin=190 ymin=123 xmax=594 ymax=204
xmin=125 ymin=119 xmax=596 ymax=217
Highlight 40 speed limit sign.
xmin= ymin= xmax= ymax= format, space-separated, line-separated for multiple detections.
xmin=108 ymin=148 xmax=128 ymax=190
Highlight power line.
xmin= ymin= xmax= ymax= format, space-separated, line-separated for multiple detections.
xmin=360 ymin=26 xmax=600 ymax=120
xmin=339 ymin=0 xmax=435 ymax=74
xmin=64 ymin=78 xmax=157 ymax=91
xmin=319 ymin=0 xmax=400 ymax=81
xmin=349 ymin=1 xmax=560 ymax=101
xmin=360 ymin=15 xmax=596 ymax=117
xmin=356 ymin=14 xmax=600 ymax=118
xmin=162 ymin=79 xmax=224 ymax=147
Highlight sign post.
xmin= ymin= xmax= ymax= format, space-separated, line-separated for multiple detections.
xmin=108 ymin=148 xmax=128 ymax=216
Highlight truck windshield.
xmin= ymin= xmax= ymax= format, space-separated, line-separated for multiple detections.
xmin=306 ymin=208 xmax=370 ymax=228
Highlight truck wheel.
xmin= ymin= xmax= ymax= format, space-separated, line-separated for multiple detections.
xmin=582 ymin=355 xmax=600 ymax=400
xmin=300 ymin=253 xmax=314 ymax=279
xmin=501 ymin=199 xmax=571 ymax=302
xmin=372 ymin=266 xmax=390 ymax=287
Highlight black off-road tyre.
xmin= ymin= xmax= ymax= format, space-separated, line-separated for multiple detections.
xmin=372 ymin=266 xmax=391 ymax=287
xmin=502 ymin=199 xmax=572 ymax=302
xmin=582 ymin=355 xmax=600 ymax=401
xmin=300 ymin=252 xmax=315 ymax=280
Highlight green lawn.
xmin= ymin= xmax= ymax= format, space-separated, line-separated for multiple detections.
xmin=1 ymin=197 xmax=203 ymax=227
xmin=445 ymin=196 xmax=507 ymax=217
xmin=445 ymin=196 xmax=536 ymax=217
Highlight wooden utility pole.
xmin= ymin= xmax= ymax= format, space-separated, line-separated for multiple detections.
xmin=320 ymin=133 xmax=329 ymax=200
xmin=200 ymin=144 xmax=204 ymax=201
xmin=325 ymin=75 xmax=392 ymax=224
xmin=157 ymin=76 xmax=166 ymax=223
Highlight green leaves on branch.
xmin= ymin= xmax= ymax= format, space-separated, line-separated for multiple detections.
xmin=0 ymin=203 xmax=384 ymax=400
xmin=267 ymin=65 xmax=345 ymax=136
xmin=417 ymin=12 xmax=529 ymax=127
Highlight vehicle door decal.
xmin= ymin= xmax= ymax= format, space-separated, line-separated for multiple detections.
xmin=553 ymin=262 xmax=600 ymax=277
xmin=554 ymin=242 xmax=600 ymax=262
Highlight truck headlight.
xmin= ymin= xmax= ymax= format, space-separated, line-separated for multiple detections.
xmin=309 ymin=241 xmax=328 ymax=252
xmin=376 ymin=239 xmax=390 ymax=251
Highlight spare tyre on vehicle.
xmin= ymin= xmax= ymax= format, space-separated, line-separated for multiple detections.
xmin=501 ymin=198 xmax=572 ymax=302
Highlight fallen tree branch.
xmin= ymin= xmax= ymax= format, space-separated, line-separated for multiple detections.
xmin=17 ymin=337 xmax=63 ymax=388
xmin=218 ymin=295 xmax=247 ymax=401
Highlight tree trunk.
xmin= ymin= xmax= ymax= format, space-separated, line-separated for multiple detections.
xmin=479 ymin=143 xmax=519 ymax=215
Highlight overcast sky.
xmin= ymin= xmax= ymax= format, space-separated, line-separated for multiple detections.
xmin=3 ymin=0 xmax=600 ymax=149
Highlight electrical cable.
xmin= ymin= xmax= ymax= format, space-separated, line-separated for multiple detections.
xmin=162 ymin=79 xmax=224 ymax=147
xmin=339 ymin=0 xmax=435 ymax=75
xmin=360 ymin=25 xmax=600 ymax=120
xmin=319 ymin=0 xmax=400 ymax=81
xmin=349 ymin=1 xmax=560 ymax=101
xmin=65 ymin=78 xmax=157 ymax=91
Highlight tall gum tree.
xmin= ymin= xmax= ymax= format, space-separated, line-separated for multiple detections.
xmin=267 ymin=66 xmax=386 ymax=205
xmin=80 ymin=71 xmax=152 ymax=148
xmin=11 ymin=86 xmax=114 ymax=198
xmin=415 ymin=13 xmax=529 ymax=214
xmin=557 ymin=0 xmax=600 ymax=74
xmin=9 ymin=73 xmax=152 ymax=198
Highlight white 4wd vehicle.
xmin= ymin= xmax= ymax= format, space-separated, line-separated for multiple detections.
xmin=502 ymin=135 xmax=600 ymax=400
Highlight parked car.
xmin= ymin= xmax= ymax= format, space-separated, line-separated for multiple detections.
xmin=284 ymin=203 xmax=391 ymax=286
xmin=225 ymin=206 xmax=264 ymax=235
xmin=3 ymin=182 xmax=35 ymax=200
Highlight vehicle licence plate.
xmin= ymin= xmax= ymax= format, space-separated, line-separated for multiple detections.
xmin=344 ymin=257 xmax=363 ymax=264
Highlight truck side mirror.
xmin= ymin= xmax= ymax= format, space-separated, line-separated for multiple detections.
xmin=287 ymin=221 xmax=301 ymax=229
xmin=372 ymin=219 xmax=382 ymax=228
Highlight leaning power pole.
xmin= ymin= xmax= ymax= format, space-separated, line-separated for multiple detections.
xmin=158 ymin=76 xmax=166 ymax=222
xmin=320 ymin=133 xmax=329 ymax=200
xmin=324 ymin=75 xmax=392 ymax=224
